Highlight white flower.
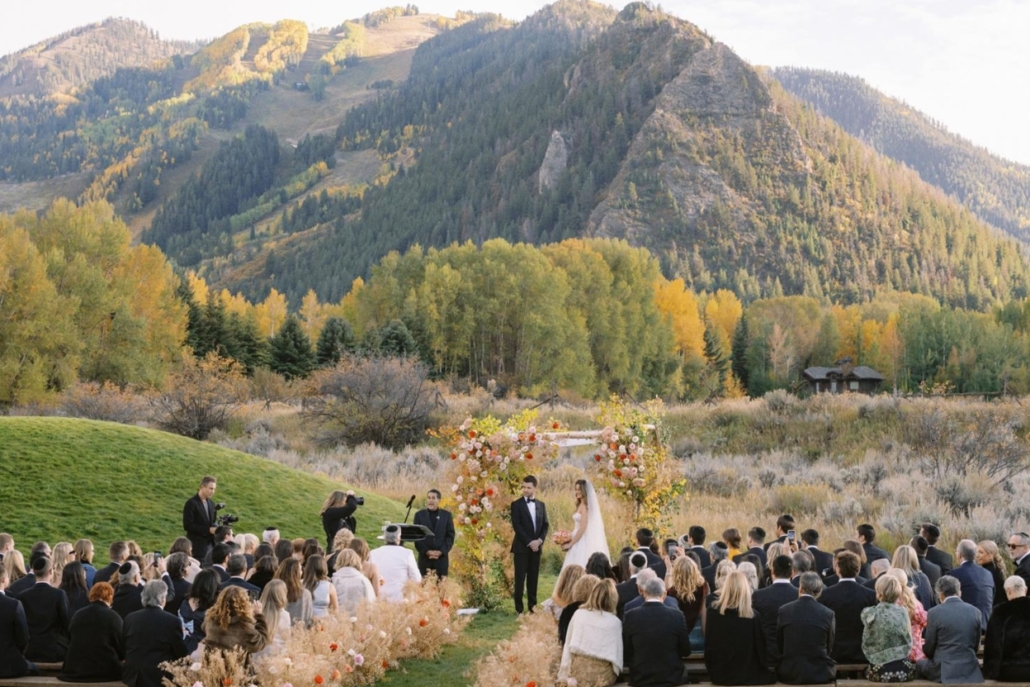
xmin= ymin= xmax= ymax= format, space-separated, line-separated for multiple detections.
xmin=405 ymin=627 xmax=412 ymax=635
xmin=459 ymin=503 xmax=467 ymax=511
xmin=379 ymin=631 xmax=388 ymax=639
xmin=632 ymin=435 xmax=639 ymax=443
xmin=347 ymin=648 xmax=356 ymax=657
xmin=350 ymin=616 xmax=358 ymax=623
xmin=284 ymin=657 xmax=293 ymax=666
xmin=619 ymin=482 xmax=626 ymax=488
xmin=189 ymin=663 xmax=202 ymax=672
xmin=443 ymin=628 xmax=451 ymax=635
xmin=451 ymin=484 xmax=458 ymax=492
xmin=457 ymin=476 xmax=464 ymax=484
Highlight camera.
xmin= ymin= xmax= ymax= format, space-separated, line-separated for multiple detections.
xmin=352 ymin=495 xmax=365 ymax=506
xmin=213 ymin=502 xmax=238 ymax=526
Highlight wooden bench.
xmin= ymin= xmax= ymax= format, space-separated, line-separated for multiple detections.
xmin=0 ymin=679 xmax=122 ymax=687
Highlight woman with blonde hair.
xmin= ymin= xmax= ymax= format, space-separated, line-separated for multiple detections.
xmin=667 ymin=555 xmax=707 ymax=651
xmin=560 ymin=574 xmax=601 ymax=645
xmin=976 ymin=540 xmax=1008 ymax=606
xmin=253 ymin=580 xmax=290 ymax=659
xmin=72 ymin=539 xmax=97 ymax=588
xmin=202 ymin=586 xmax=270 ymax=658
xmin=346 ymin=538 xmax=382 ymax=598
xmin=331 ymin=549 xmax=375 ymax=613
xmin=886 ymin=568 xmax=927 ymax=662
xmin=275 ymin=558 xmax=312 ymax=626
xmin=707 ymin=559 xmax=737 ymax=610
xmin=302 ymin=554 xmax=338 ymax=617
xmin=891 ymin=545 xmax=934 ymax=610
xmin=558 ymin=579 xmax=623 ymax=687
xmin=861 ymin=574 xmax=915 ymax=682
xmin=52 ymin=542 xmax=73 ymax=582
xmin=7 ymin=549 xmax=27 ymax=583
xmin=738 ymin=561 xmax=760 ymax=592
xmin=327 ymin=528 xmax=355 ymax=573
xmin=544 ymin=564 xmax=585 ymax=619
xmin=704 ymin=571 xmax=773 ymax=685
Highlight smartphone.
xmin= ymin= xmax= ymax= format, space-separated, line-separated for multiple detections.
xmin=787 ymin=530 xmax=796 ymax=541
xmin=153 ymin=551 xmax=163 ymax=566
xmin=248 ymin=588 xmax=261 ymax=601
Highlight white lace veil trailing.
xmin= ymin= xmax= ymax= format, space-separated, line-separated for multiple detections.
xmin=581 ymin=478 xmax=610 ymax=562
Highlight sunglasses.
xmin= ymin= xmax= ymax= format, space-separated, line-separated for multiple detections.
xmin=1009 ymin=543 xmax=1028 ymax=549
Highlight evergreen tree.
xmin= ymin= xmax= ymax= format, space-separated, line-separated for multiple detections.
xmin=703 ymin=321 xmax=728 ymax=385
xmin=269 ymin=315 xmax=316 ymax=379
xmin=731 ymin=312 xmax=750 ymax=393
xmin=228 ymin=312 xmax=270 ymax=374
xmin=316 ymin=317 xmax=357 ymax=366
xmin=377 ymin=319 xmax=418 ymax=357
xmin=176 ymin=278 xmax=204 ymax=354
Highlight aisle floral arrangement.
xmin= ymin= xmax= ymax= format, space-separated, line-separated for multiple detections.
xmin=471 ymin=610 xmax=562 ymax=687
xmin=161 ymin=577 xmax=466 ymax=687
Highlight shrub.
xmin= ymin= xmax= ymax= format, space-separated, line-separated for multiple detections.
xmin=150 ymin=352 xmax=244 ymax=440
xmin=59 ymin=381 xmax=145 ymax=424
xmin=768 ymin=484 xmax=825 ymax=516
xmin=472 ymin=611 xmax=561 ymax=687
xmin=304 ymin=356 xmax=435 ymax=449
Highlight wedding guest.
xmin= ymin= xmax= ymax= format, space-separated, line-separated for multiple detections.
xmin=179 ymin=569 xmax=219 ymax=656
xmin=861 ymin=574 xmax=915 ymax=682
xmin=560 ymin=575 xmax=601 ymax=646
xmin=885 ymin=569 xmax=927 ymax=663
xmin=168 ymin=538 xmax=201 ymax=583
xmin=60 ymin=562 xmax=90 ymax=616
xmin=891 ymin=545 xmax=935 ymax=610
xmin=52 ymin=543 xmax=73 ymax=583
xmin=122 ymin=581 xmax=187 ymax=687
xmin=275 ymin=558 xmax=312 ymax=626
xmin=111 ymin=561 xmax=143 ymax=618
xmin=777 ymin=572 xmax=836 ymax=685
xmin=72 ymin=540 xmax=97 ymax=589
xmin=303 ymin=554 xmax=338 ymax=617
xmin=58 ymin=582 xmax=124 ymax=683
xmin=585 ymin=552 xmax=617 ymax=582
xmin=248 ymin=554 xmax=278 ymax=592
xmin=984 ymin=575 xmax=1030 ymax=681
xmin=202 ymin=586 xmax=269 ymax=658
xmin=666 ymin=555 xmax=707 ymax=646
xmin=625 ymin=577 xmax=691 ymax=687
xmin=544 ymin=564 xmax=585 ymax=619
xmin=21 ymin=556 xmax=71 ymax=662
xmin=164 ymin=553 xmax=191 ymax=613
xmin=0 ymin=561 xmax=34 ymax=678
xmin=559 ymin=579 xmax=623 ymax=687
xmin=253 ymin=580 xmax=290 ymax=659
xmin=916 ymin=576 xmax=983 ymax=683
xmin=753 ymin=554 xmax=798 ymax=667
xmin=93 ymin=542 xmax=128 ymax=586
xmin=704 ymin=571 xmax=772 ymax=685
xmin=369 ymin=525 xmax=421 ymax=602
xmin=347 ymin=538 xmax=382 ymax=598
xmin=977 ymin=541 xmax=1008 ymax=608
xmin=724 ymin=528 xmax=744 ymax=560
xmin=331 ymin=550 xmax=376 ymax=614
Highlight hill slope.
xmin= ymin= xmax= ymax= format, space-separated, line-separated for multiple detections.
xmin=771 ymin=67 xmax=1030 ymax=242
xmin=0 ymin=417 xmax=406 ymax=552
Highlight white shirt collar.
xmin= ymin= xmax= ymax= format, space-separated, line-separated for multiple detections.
xmin=772 ymin=579 xmax=793 ymax=585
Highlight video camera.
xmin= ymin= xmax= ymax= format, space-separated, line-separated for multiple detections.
xmin=213 ymin=502 xmax=239 ymax=527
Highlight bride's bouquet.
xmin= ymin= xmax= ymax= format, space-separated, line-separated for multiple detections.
xmin=552 ymin=530 xmax=572 ymax=546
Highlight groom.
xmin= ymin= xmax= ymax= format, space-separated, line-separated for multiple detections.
xmin=511 ymin=474 xmax=549 ymax=613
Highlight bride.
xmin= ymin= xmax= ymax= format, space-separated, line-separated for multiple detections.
xmin=560 ymin=478 xmax=609 ymax=570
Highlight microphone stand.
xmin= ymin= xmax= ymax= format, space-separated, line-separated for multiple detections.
xmin=403 ymin=495 xmax=416 ymax=523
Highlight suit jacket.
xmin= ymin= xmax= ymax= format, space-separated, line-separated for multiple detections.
xmin=777 ymin=596 xmax=836 ymax=685
xmin=701 ymin=563 xmax=719 ymax=594
xmin=949 ymin=561 xmax=994 ymax=631
xmin=863 ymin=542 xmax=890 ymax=564
xmin=1015 ymin=554 xmax=1030 ymax=589
xmin=509 ymin=497 xmax=548 ymax=554
xmin=182 ymin=493 xmax=215 ymax=559
xmin=624 ymin=594 xmax=679 ymax=615
xmin=166 ymin=577 xmax=191 ymax=614
xmin=925 ymin=545 xmax=954 ymax=575
xmin=92 ymin=562 xmax=120 ymax=587
xmin=624 ymin=601 xmax=691 ymax=687
xmin=704 ymin=606 xmax=774 ymax=686
xmin=21 ymin=582 xmax=71 ymax=662
xmin=984 ymin=595 xmax=1030 ymax=681
xmin=220 ymin=577 xmax=260 ymax=596
xmin=6 ymin=574 xmax=36 ymax=599
xmin=112 ymin=584 xmax=144 ymax=619
xmin=413 ymin=508 xmax=456 ymax=567
xmin=920 ymin=556 xmax=943 ymax=589
xmin=920 ymin=597 xmax=983 ymax=684
xmin=0 ymin=592 xmax=31 ymax=678
xmin=211 ymin=565 xmax=230 ymax=583
xmin=753 ymin=581 xmax=800 ymax=665
xmin=59 ymin=601 xmax=125 ymax=682
xmin=616 ymin=578 xmax=640 ymax=619
xmin=805 ymin=547 xmax=835 ymax=577
xmin=818 ymin=579 xmax=877 ymax=663
xmin=637 ymin=547 xmax=667 ymax=581
xmin=122 ymin=606 xmax=188 ymax=687
xmin=689 ymin=545 xmax=711 ymax=568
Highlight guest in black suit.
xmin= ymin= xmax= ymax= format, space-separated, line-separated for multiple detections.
xmin=818 ymin=550 xmax=876 ymax=663
xmin=92 ymin=541 xmax=128 ymax=587
xmin=208 ymin=543 xmax=232 ymax=583
xmin=123 ymin=581 xmax=188 ymax=687
xmin=635 ymin=528 xmax=666 ymax=581
xmin=624 ymin=576 xmax=691 ymax=687
xmin=735 ymin=527 xmax=769 ymax=568
xmin=843 ymin=539 xmax=872 ymax=581
xmin=7 ymin=546 xmax=45 ymax=598
xmin=800 ymin=530 xmax=834 ymax=578
xmin=183 ymin=476 xmax=218 ymax=564
xmin=705 ymin=571 xmax=773 ymax=685
xmin=951 ymin=538 xmax=995 ymax=632
xmin=624 ymin=569 xmax=680 ymax=614
xmin=777 ymin=573 xmax=836 ymax=684
xmin=510 ymin=475 xmax=549 ymax=614
xmin=753 ymin=554 xmax=799 ymax=666
xmin=702 ymin=542 xmax=730 ymax=593
xmin=685 ymin=526 xmax=712 ymax=568
xmin=790 ymin=550 xmax=815 ymax=589
xmin=857 ymin=523 xmax=890 ymax=564
xmin=0 ymin=561 xmax=35 ymax=678
xmin=911 ymin=535 xmax=942 ymax=589
xmin=413 ymin=489 xmax=456 ymax=578
xmin=20 ymin=556 xmax=71 ymax=662
xmin=164 ymin=553 xmax=191 ymax=613
xmin=1008 ymin=532 xmax=1030 ymax=588
xmin=58 ymin=582 xmax=124 ymax=683
xmin=112 ymin=561 xmax=144 ymax=619
xmin=764 ymin=515 xmax=796 ymax=552
xmin=921 ymin=523 xmax=954 ymax=575
xmin=984 ymin=575 xmax=1030 ymax=682
xmin=220 ymin=554 xmax=260 ymax=596
xmin=616 ymin=552 xmax=649 ymax=618
xmin=320 ymin=490 xmax=359 ymax=551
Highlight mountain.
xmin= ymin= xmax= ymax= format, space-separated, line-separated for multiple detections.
xmin=0 ymin=18 xmax=200 ymax=99
xmin=771 ymin=67 xmax=1030 ymax=242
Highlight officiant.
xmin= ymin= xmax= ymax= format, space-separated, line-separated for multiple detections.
xmin=413 ymin=489 xmax=456 ymax=578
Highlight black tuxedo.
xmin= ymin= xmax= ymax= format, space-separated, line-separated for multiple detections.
xmin=182 ymin=493 xmax=216 ymax=563
xmin=1015 ymin=553 xmax=1030 ymax=589
xmin=818 ymin=579 xmax=876 ymax=663
xmin=624 ymin=601 xmax=691 ymax=687
xmin=753 ymin=581 xmax=800 ymax=665
xmin=7 ymin=574 xmax=36 ymax=598
xmin=805 ymin=547 xmax=835 ymax=577
xmin=636 ymin=547 xmax=667 ymax=580
xmin=92 ymin=562 xmax=120 ymax=587
xmin=20 ymin=582 xmax=70 ymax=662
xmin=689 ymin=545 xmax=711 ymax=568
xmin=122 ymin=606 xmax=187 ymax=687
xmin=413 ymin=507 xmax=456 ymax=577
xmin=509 ymin=496 xmax=548 ymax=613
xmin=616 ymin=578 xmax=641 ymax=619
xmin=925 ymin=545 xmax=953 ymax=575
xmin=777 ymin=596 xmax=836 ymax=684
xmin=59 ymin=601 xmax=125 ymax=682
xmin=0 ymin=591 xmax=32 ymax=678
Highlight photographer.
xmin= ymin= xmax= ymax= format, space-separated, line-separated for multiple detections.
xmin=182 ymin=477 xmax=217 ymax=563
xmin=321 ymin=490 xmax=361 ymax=551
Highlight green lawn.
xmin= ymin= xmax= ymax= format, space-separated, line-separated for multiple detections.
xmin=0 ymin=417 xmax=406 ymax=553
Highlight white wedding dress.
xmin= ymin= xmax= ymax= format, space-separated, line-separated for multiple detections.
xmin=561 ymin=479 xmax=610 ymax=570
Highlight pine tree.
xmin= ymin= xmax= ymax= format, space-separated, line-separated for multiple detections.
xmin=703 ymin=321 xmax=728 ymax=386
xmin=269 ymin=315 xmax=316 ymax=379
xmin=316 ymin=317 xmax=357 ymax=366
xmin=731 ymin=312 xmax=750 ymax=393
xmin=377 ymin=319 xmax=418 ymax=357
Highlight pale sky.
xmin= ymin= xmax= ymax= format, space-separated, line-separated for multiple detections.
xmin=4 ymin=0 xmax=1029 ymax=166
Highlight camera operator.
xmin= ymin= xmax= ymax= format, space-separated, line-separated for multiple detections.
xmin=183 ymin=477 xmax=217 ymax=563
xmin=321 ymin=490 xmax=362 ymax=551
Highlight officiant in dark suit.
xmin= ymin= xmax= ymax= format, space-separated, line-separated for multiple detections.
xmin=511 ymin=475 xmax=548 ymax=614
xmin=182 ymin=476 xmax=217 ymax=564
xmin=413 ymin=489 xmax=455 ymax=578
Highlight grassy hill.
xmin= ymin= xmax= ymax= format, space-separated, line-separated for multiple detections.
xmin=0 ymin=417 xmax=407 ymax=553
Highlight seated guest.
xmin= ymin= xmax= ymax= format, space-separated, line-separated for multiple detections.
xmin=301 ymin=538 xmax=322 ymax=565
xmin=168 ymin=538 xmax=201 ymax=583
xmin=368 ymin=525 xmax=421 ymax=601
xmin=976 ymin=541 xmax=1008 ymax=608
xmin=179 ymin=569 xmax=219 ymax=656
xmin=543 ymin=564 xmax=585 ymax=619
xmin=819 ymin=551 xmax=877 ymax=663
xmin=892 ymin=545 xmax=935 ymax=610
xmin=790 ymin=550 xmax=814 ymax=587
xmin=263 ymin=528 xmax=281 ymax=548
xmin=753 ymin=554 xmax=799 ymax=667
xmin=5 ymin=550 xmax=28 ymax=590
xmin=0 ymin=561 xmax=35 ymax=678
xmin=616 ymin=552 xmax=648 ymax=619
xmin=220 ymin=553 xmax=260 ymax=596
xmin=164 ymin=553 xmax=191 ymax=613
xmin=984 ymin=575 xmax=1030 ymax=682
xmin=273 ymin=539 xmax=295 ymax=567
xmin=865 ymin=558 xmax=892 ymax=590
xmin=72 ymin=540 xmax=97 ymax=589
xmin=209 ymin=543 xmax=232 ymax=583
xmin=253 ymin=580 xmax=290 ymax=659
xmin=921 ymin=524 xmax=954 ymax=575
xmin=560 ymin=575 xmax=601 ymax=645
xmin=916 ymin=575 xmax=984 ymax=684
xmin=666 ymin=555 xmax=708 ymax=638
xmin=8 ymin=547 xmax=44 ymax=598
xmin=559 ymin=579 xmax=623 ymax=687
xmin=777 ymin=572 xmax=836 ymax=685
xmin=202 ymin=586 xmax=270 ymax=658
xmin=122 ymin=581 xmax=187 ymax=687
xmin=21 ymin=556 xmax=71 ymax=662
xmin=910 ymin=536 xmax=942 ymax=589
xmin=326 ymin=529 xmax=354 ymax=574
xmin=201 ymin=527 xmax=234 ymax=569
xmin=58 ymin=582 xmax=124 ymax=683
xmin=347 ymin=538 xmax=382 ymax=598
xmin=635 ymin=529 xmax=666 ymax=580
xmin=92 ymin=542 xmax=128 ymax=586
xmin=861 ymin=574 xmax=915 ymax=683
xmin=248 ymin=554 xmax=278 ymax=592
xmin=275 ymin=558 xmax=312 ymax=626
xmin=707 ymin=559 xmax=737 ymax=609
xmin=885 ymin=569 xmax=927 ymax=663
xmin=624 ymin=569 xmax=679 ymax=614
xmin=767 ymin=515 xmax=796 ymax=550
xmin=585 ymin=552 xmax=617 ymax=582
xmin=331 ymin=550 xmax=376 ymax=615
xmin=111 ymin=561 xmax=143 ymax=618
xmin=703 ymin=541 xmax=730 ymax=592
xmin=738 ymin=561 xmax=761 ymax=592
xmin=705 ymin=571 xmax=772 ymax=685
xmin=60 ymin=561 xmax=90 ymax=616
xmin=950 ymin=539 xmax=994 ymax=632
xmin=237 ymin=533 xmax=258 ymax=570
xmin=303 ymin=554 xmax=338 ymax=617
xmin=626 ymin=577 xmax=691 ymax=687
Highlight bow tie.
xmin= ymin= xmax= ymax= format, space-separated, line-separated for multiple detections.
xmin=526 ymin=498 xmax=535 ymax=503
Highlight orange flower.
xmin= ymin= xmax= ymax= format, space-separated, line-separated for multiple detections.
xmin=381 ymin=660 xmax=389 ymax=669
xmin=485 ymin=487 xmax=495 ymax=497
xmin=552 ymin=421 xmax=560 ymax=429
xmin=419 ymin=618 xmax=428 ymax=627
xmin=450 ymin=452 xmax=457 ymax=460
xmin=468 ymin=430 xmax=476 ymax=438
xmin=525 ymin=453 xmax=533 ymax=460
xmin=630 ymin=453 xmax=637 ymax=461
xmin=331 ymin=670 xmax=341 ymax=680
xmin=613 ymin=469 xmax=623 ymax=478
xmin=344 ymin=665 xmax=353 ymax=674
xmin=529 ymin=434 xmax=536 ymax=442
xmin=610 ymin=442 xmax=618 ymax=450
xmin=441 ymin=599 xmax=451 ymax=607
xmin=470 ymin=518 xmax=478 ymax=525
xmin=527 ymin=682 xmax=537 ymax=687
xmin=329 ymin=642 xmax=338 ymax=652
xmin=222 ymin=680 xmax=232 ymax=687
xmin=594 ymin=454 xmax=602 ymax=461
xmin=314 ymin=677 xmax=324 ymax=685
